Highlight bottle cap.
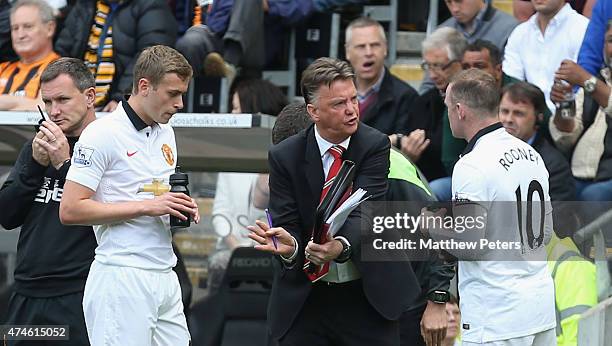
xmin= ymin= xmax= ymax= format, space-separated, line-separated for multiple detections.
xmin=170 ymin=166 xmax=189 ymax=185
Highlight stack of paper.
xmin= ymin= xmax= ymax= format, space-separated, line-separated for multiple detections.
xmin=327 ymin=188 xmax=370 ymax=236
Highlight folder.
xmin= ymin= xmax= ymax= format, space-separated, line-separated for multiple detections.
xmin=304 ymin=160 xmax=356 ymax=281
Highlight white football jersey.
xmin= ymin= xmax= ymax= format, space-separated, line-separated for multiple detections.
xmin=452 ymin=124 xmax=556 ymax=343
xmin=67 ymin=102 xmax=178 ymax=271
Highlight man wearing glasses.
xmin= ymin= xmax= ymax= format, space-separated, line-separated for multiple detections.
xmin=418 ymin=0 xmax=517 ymax=95
xmin=397 ymin=27 xmax=466 ymax=201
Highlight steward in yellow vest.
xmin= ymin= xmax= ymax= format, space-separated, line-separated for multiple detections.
xmin=546 ymin=234 xmax=598 ymax=346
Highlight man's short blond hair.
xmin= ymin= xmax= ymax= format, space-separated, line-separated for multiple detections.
xmin=449 ymin=68 xmax=500 ymax=118
xmin=132 ymin=45 xmax=193 ymax=94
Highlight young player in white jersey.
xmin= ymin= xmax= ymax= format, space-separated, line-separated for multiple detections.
xmin=60 ymin=46 xmax=200 ymax=346
xmin=443 ymin=69 xmax=556 ymax=345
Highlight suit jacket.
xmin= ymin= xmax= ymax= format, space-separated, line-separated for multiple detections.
xmin=361 ymin=68 xmax=418 ymax=135
xmin=532 ymin=133 xmax=576 ymax=238
xmin=267 ymin=122 xmax=420 ymax=339
xmin=402 ymin=88 xmax=447 ymax=181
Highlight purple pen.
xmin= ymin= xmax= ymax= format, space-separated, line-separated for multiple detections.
xmin=265 ymin=208 xmax=278 ymax=250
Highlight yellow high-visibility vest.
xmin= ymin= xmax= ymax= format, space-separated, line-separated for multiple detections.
xmin=547 ymin=234 xmax=598 ymax=346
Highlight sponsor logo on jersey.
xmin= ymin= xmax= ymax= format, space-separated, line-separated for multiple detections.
xmin=35 ymin=177 xmax=62 ymax=203
xmin=138 ymin=179 xmax=170 ymax=196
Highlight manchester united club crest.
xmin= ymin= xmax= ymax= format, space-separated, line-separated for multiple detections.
xmin=161 ymin=144 xmax=174 ymax=166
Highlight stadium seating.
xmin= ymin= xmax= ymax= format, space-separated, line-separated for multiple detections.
xmin=189 ymin=247 xmax=274 ymax=346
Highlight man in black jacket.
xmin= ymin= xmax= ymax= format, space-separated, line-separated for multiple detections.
xmin=54 ymin=0 xmax=176 ymax=112
xmin=499 ymin=81 xmax=576 ymax=203
xmin=345 ymin=17 xmax=418 ymax=136
xmin=0 ymin=58 xmax=98 ymax=346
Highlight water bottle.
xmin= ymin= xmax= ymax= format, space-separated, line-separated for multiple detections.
xmin=169 ymin=166 xmax=191 ymax=229
xmin=554 ymin=79 xmax=576 ymax=118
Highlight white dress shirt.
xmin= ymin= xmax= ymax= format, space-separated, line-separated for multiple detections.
xmin=314 ymin=125 xmax=350 ymax=178
xmin=502 ymin=3 xmax=589 ymax=112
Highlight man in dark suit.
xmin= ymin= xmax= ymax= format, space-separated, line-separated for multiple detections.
xmin=248 ymin=57 xmax=419 ymax=345
xmin=344 ymin=17 xmax=418 ymax=136
xmin=271 ymin=102 xmax=454 ymax=346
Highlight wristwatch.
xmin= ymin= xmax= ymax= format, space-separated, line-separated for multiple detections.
xmin=57 ymin=158 xmax=71 ymax=171
xmin=583 ymin=76 xmax=598 ymax=94
xmin=427 ymin=290 xmax=450 ymax=304
xmin=334 ymin=237 xmax=351 ymax=263
xmin=395 ymin=133 xmax=404 ymax=149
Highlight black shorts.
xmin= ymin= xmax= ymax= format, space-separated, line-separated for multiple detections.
xmin=4 ymin=291 xmax=89 ymax=345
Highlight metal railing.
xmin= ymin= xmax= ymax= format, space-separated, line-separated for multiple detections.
xmin=427 ymin=0 xmax=439 ymax=36
xmin=573 ymin=209 xmax=612 ymax=301
xmin=578 ymin=297 xmax=612 ymax=346
xmin=573 ymin=208 xmax=612 ymax=345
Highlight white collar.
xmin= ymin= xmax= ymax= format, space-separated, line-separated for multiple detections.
xmin=314 ymin=125 xmax=351 ymax=158
xmin=529 ymin=3 xmax=574 ymax=30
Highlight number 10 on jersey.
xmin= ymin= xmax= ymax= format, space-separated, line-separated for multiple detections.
xmin=515 ymin=180 xmax=546 ymax=253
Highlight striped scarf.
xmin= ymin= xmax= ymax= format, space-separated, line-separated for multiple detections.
xmin=84 ymin=0 xmax=116 ymax=107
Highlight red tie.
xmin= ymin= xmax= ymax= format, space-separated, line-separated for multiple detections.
xmin=320 ymin=145 xmax=345 ymax=202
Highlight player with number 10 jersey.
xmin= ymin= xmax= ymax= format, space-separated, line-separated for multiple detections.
xmin=452 ymin=122 xmax=556 ymax=344
xmin=444 ymin=69 xmax=556 ymax=345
